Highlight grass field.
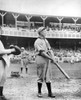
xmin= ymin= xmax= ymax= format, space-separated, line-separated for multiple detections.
xmin=4 ymin=62 xmax=81 ymax=100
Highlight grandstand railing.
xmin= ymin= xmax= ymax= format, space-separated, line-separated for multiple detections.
xmin=1 ymin=27 xmax=81 ymax=38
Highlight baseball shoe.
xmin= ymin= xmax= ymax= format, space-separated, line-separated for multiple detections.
xmin=37 ymin=93 xmax=43 ymax=98
xmin=48 ymin=93 xmax=55 ymax=98
xmin=0 ymin=96 xmax=8 ymax=100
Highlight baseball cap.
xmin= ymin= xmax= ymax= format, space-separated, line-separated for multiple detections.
xmin=21 ymin=47 xmax=25 ymax=50
xmin=38 ymin=27 xmax=46 ymax=34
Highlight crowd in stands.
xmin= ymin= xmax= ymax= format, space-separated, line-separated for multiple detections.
xmin=10 ymin=47 xmax=81 ymax=64
xmin=49 ymin=23 xmax=81 ymax=32
xmin=1 ymin=23 xmax=81 ymax=37
xmin=1 ymin=24 xmax=81 ymax=64
xmin=52 ymin=48 xmax=81 ymax=63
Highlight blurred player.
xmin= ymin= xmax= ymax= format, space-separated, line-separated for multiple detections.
xmin=0 ymin=37 xmax=21 ymax=100
xmin=20 ymin=47 xmax=29 ymax=75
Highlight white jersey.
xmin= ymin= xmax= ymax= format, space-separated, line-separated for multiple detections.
xmin=21 ymin=50 xmax=29 ymax=59
xmin=0 ymin=40 xmax=12 ymax=67
xmin=34 ymin=38 xmax=51 ymax=64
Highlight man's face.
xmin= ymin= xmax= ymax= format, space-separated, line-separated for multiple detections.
xmin=41 ymin=29 xmax=46 ymax=38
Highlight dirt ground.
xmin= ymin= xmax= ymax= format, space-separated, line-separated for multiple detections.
xmin=3 ymin=62 xmax=81 ymax=100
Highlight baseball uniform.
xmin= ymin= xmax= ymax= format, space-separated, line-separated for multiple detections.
xmin=0 ymin=39 xmax=15 ymax=99
xmin=34 ymin=27 xmax=55 ymax=98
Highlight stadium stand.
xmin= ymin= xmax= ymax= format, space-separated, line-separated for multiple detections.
xmin=0 ymin=10 xmax=81 ymax=58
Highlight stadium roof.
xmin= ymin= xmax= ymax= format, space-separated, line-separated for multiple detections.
xmin=0 ymin=0 xmax=81 ymax=17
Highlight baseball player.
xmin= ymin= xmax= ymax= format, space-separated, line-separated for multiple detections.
xmin=0 ymin=37 xmax=21 ymax=100
xmin=20 ymin=47 xmax=29 ymax=75
xmin=34 ymin=27 xmax=55 ymax=98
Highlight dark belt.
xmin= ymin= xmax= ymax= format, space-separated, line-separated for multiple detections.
xmin=0 ymin=57 xmax=3 ymax=60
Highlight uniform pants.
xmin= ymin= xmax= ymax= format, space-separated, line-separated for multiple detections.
xmin=21 ymin=59 xmax=28 ymax=68
xmin=37 ymin=61 xmax=51 ymax=83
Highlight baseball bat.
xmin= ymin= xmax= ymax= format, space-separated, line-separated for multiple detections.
xmin=34 ymin=51 xmax=70 ymax=79
xmin=49 ymin=50 xmax=70 ymax=79
xmin=52 ymin=61 xmax=70 ymax=79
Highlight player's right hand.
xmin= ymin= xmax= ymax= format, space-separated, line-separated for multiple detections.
xmin=51 ymin=58 xmax=56 ymax=64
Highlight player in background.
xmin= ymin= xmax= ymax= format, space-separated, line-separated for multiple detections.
xmin=20 ymin=47 xmax=29 ymax=75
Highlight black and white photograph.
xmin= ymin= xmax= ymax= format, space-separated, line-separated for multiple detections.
xmin=0 ymin=0 xmax=81 ymax=100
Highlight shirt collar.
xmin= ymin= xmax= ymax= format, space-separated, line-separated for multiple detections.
xmin=38 ymin=35 xmax=45 ymax=39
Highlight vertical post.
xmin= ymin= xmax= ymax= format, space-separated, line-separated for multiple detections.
xmin=2 ymin=15 xmax=3 ymax=26
xmin=57 ymin=16 xmax=63 ymax=30
xmin=0 ymin=12 xmax=7 ymax=26
xmin=41 ymin=16 xmax=47 ymax=27
xmin=25 ymin=15 xmax=32 ymax=29
xmin=12 ymin=13 xmax=19 ymax=28
xmin=72 ymin=17 xmax=78 ymax=31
